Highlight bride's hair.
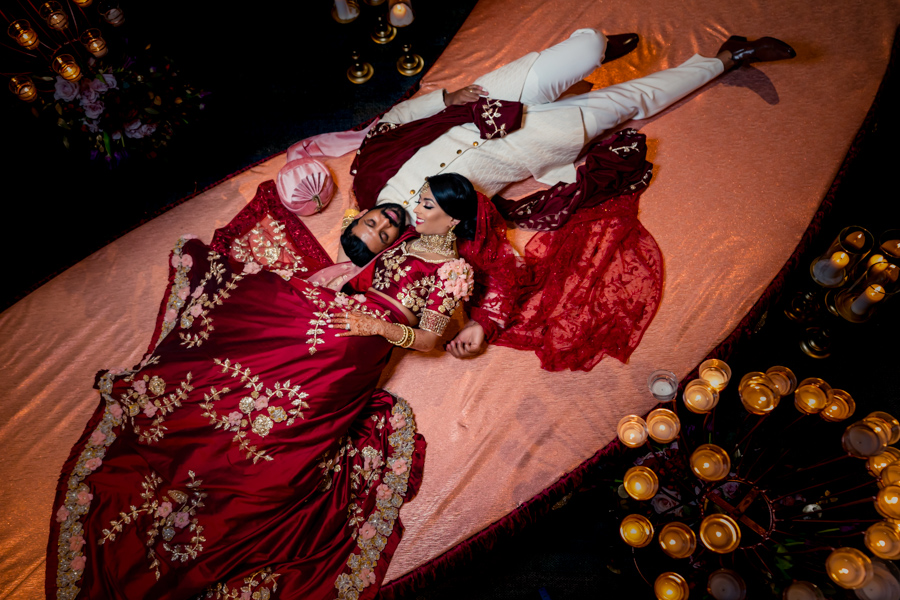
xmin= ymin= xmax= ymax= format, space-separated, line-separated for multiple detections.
xmin=427 ymin=173 xmax=478 ymax=240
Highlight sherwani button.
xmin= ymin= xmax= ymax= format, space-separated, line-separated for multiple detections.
xmin=440 ymin=163 xmax=445 ymax=168
xmin=473 ymin=142 xmax=478 ymax=146
xmin=410 ymin=190 xmax=416 ymax=194
xmin=456 ymin=149 xmax=462 ymax=154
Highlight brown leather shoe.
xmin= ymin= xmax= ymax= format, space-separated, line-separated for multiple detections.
xmin=719 ymin=35 xmax=796 ymax=67
xmin=604 ymin=33 xmax=640 ymax=62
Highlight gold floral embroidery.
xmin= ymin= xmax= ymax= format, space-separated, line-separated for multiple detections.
xmin=205 ymin=567 xmax=281 ymax=599
xmin=418 ymin=308 xmax=450 ymax=336
xmin=180 ymin=252 xmax=245 ymax=348
xmin=230 ymin=213 xmax=311 ymax=279
xmin=199 ymin=358 xmax=310 ymax=463
xmin=303 ymin=287 xmax=390 ymax=355
xmin=112 ymin=369 xmax=194 ymax=445
xmin=154 ymin=236 xmax=197 ymax=348
xmin=317 ymin=436 xmax=355 ymax=492
xmin=479 ymin=98 xmax=509 ymax=139
xmin=371 ymin=244 xmax=411 ymax=291
xmin=395 ymin=275 xmax=435 ymax=313
xmin=334 ymin=395 xmax=418 ymax=599
xmin=98 ymin=470 xmax=207 ymax=580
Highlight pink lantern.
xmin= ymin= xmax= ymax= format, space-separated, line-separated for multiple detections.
xmin=276 ymin=159 xmax=335 ymax=216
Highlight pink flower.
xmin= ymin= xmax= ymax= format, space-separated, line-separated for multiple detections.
xmin=254 ymin=397 xmax=268 ymax=411
xmin=177 ymin=286 xmax=190 ymax=300
xmin=180 ymin=254 xmax=193 ymax=269
xmin=53 ymin=76 xmax=79 ymax=102
xmin=124 ymin=119 xmax=144 ymax=139
xmin=335 ymin=295 xmax=351 ymax=306
xmin=79 ymin=82 xmax=99 ymax=104
xmin=391 ymin=458 xmax=408 ymax=476
xmin=389 ymin=414 xmax=406 ymax=430
xmin=650 ymin=488 xmax=682 ymax=516
xmin=227 ymin=411 xmax=242 ymax=427
xmin=171 ymin=255 xmax=182 ymax=268
xmin=241 ymin=592 xmax=251 ymax=600
xmin=89 ymin=430 xmax=107 ymax=446
xmin=359 ymin=522 xmax=376 ymax=540
xmin=274 ymin=269 xmax=292 ymax=280
xmin=76 ymin=489 xmax=94 ymax=506
xmin=363 ymin=453 xmax=383 ymax=472
xmin=132 ymin=379 xmax=147 ymax=395
xmin=56 ymin=505 xmax=70 ymax=523
xmin=359 ymin=568 xmax=376 ymax=587
xmin=143 ymin=403 xmax=158 ymax=418
xmin=164 ymin=308 xmax=178 ymax=322
xmin=242 ymin=261 xmax=261 ymax=275
xmin=70 ymin=555 xmax=86 ymax=571
xmin=173 ymin=511 xmax=190 ymax=528
xmin=189 ymin=303 xmax=203 ymax=317
xmin=437 ymin=259 xmax=474 ymax=301
xmin=191 ymin=286 xmax=203 ymax=298
xmin=156 ymin=501 xmax=173 ymax=518
xmin=109 ymin=403 xmax=123 ymax=418
xmin=83 ymin=118 xmax=100 ymax=133
xmin=353 ymin=294 xmax=367 ymax=304
xmin=181 ymin=233 xmax=198 ymax=240
xmin=85 ymin=457 xmax=103 ymax=471
xmin=138 ymin=123 xmax=157 ymax=138
xmin=82 ymin=101 xmax=105 ymax=120
xmin=376 ymin=483 xmax=392 ymax=501
xmin=69 ymin=535 xmax=85 ymax=551
xmin=89 ymin=77 xmax=109 ymax=93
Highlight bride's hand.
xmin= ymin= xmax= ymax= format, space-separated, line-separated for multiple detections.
xmin=329 ymin=311 xmax=381 ymax=337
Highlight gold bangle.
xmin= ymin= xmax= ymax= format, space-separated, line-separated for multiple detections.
xmin=388 ymin=323 xmax=410 ymax=347
xmin=403 ymin=326 xmax=416 ymax=349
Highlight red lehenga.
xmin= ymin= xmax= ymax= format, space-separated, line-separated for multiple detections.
xmin=43 ymin=224 xmax=470 ymax=599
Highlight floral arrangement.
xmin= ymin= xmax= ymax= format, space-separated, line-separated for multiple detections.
xmin=438 ymin=258 xmax=475 ymax=301
xmin=41 ymin=51 xmax=206 ymax=165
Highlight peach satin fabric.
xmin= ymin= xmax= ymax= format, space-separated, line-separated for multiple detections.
xmin=2 ymin=0 xmax=899 ymax=596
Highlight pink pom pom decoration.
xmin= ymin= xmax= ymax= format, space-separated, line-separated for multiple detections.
xmin=276 ymin=158 xmax=335 ymax=216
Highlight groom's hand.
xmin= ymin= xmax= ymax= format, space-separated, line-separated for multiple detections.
xmin=445 ymin=320 xmax=486 ymax=359
xmin=443 ymin=84 xmax=488 ymax=107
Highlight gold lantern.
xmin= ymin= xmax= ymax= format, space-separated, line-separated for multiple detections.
xmin=738 ymin=372 xmax=781 ymax=415
xmin=794 ymin=377 xmax=832 ymax=415
xmin=865 ymin=521 xmax=900 ymax=560
xmin=690 ymin=444 xmax=731 ymax=482
xmin=7 ymin=20 xmax=39 ymax=51
xmin=822 ymin=389 xmax=856 ymax=423
xmin=619 ymin=514 xmax=654 ymax=548
xmin=683 ymin=379 xmax=719 ymax=414
xmin=658 ymin=522 xmax=696 ymax=559
xmin=646 ymin=408 xmax=680 ymax=443
xmin=825 ymin=547 xmax=874 ymax=589
xmin=616 ymin=414 xmax=648 ymax=448
xmin=875 ymin=485 xmax=900 ymax=520
xmin=623 ymin=466 xmax=659 ymax=501
xmin=52 ymin=55 xmax=82 ymax=82
xmin=654 ymin=572 xmax=690 ymax=600
xmin=9 ymin=76 xmax=38 ymax=102
xmin=698 ymin=359 xmax=731 ymax=391
xmin=39 ymin=1 xmax=68 ymax=30
xmin=80 ymin=29 xmax=108 ymax=58
xmin=699 ymin=514 xmax=741 ymax=553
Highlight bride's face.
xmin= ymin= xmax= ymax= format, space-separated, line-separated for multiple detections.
xmin=413 ymin=187 xmax=459 ymax=236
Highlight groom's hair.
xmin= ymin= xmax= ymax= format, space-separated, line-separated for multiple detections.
xmin=340 ymin=203 xmax=408 ymax=267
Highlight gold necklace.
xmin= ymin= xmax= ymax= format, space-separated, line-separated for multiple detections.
xmin=408 ymin=231 xmax=457 ymax=258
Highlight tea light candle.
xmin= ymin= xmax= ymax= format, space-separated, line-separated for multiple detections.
xmin=389 ymin=1 xmax=414 ymax=26
xmin=765 ymin=366 xmax=797 ymax=396
xmin=690 ymin=444 xmax=731 ymax=482
xmin=654 ymin=572 xmax=689 ymax=600
xmin=40 ymin=2 xmax=68 ymax=30
xmin=80 ymin=29 xmax=107 ymax=58
xmin=616 ymin=415 xmax=648 ymax=448
xmin=8 ymin=20 xmax=40 ymax=50
xmin=880 ymin=463 xmax=900 ymax=488
xmin=869 ymin=412 xmax=900 ymax=445
xmin=843 ymin=420 xmax=889 ymax=458
xmin=102 ymin=6 xmax=125 ymax=26
xmin=822 ymin=389 xmax=856 ymax=423
xmin=659 ymin=522 xmax=696 ymax=559
xmin=865 ymin=522 xmax=900 ymax=559
xmin=619 ymin=514 xmax=653 ymax=547
xmin=738 ymin=372 xmax=780 ymax=415
xmin=8 ymin=76 xmax=37 ymax=102
xmin=882 ymin=239 xmax=900 ymax=259
xmin=826 ymin=547 xmax=874 ymax=589
xmin=683 ymin=379 xmax=719 ymax=414
xmin=707 ymin=569 xmax=746 ymax=600
xmin=333 ymin=0 xmax=359 ymax=20
xmin=813 ymin=251 xmax=849 ymax=285
xmin=794 ymin=378 xmax=831 ymax=415
xmin=782 ymin=581 xmax=825 ymax=600
xmin=868 ymin=447 xmax=900 ymax=477
xmin=857 ymin=558 xmax=900 ymax=600
xmin=72 ymin=0 xmax=92 ymax=5
xmin=699 ymin=359 xmax=731 ymax=391
xmin=699 ymin=514 xmax=741 ymax=553
xmin=851 ymin=284 xmax=886 ymax=315
xmin=876 ymin=485 xmax=900 ymax=520
xmin=649 ymin=370 xmax=678 ymax=402
xmin=623 ymin=466 xmax=659 ymax=501
xmin=845 ymin=231 xmax=867 ymax=251
xmin=646 ymin=408 xmax=680 ymax=443
xmin=52 ymin=55 xmax=82 ymax=82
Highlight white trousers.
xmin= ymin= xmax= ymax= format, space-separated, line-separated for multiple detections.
xmin=522 ymin=29 xmax=725 ymax=140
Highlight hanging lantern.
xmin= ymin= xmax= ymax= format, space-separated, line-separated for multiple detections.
xmin=623 ymin=466 xmax=659 ymax=501
xmin=690 ymin=444 xmax=731 ymax=482
xmin=52 ymin=55 xmax=82 ymax=82
xmin=654 ymin=572 xmax=689 ymax=600
xmin=826 ymin=547 xmax=874 ymax=589
xmin=80 ymin=29 xmax=108 ymax=58
xmin=619 ymin=514 xmax=654 ymax=548
xmin=699 ymin=514 xmax=741 ymax=553
xmin=658 ymin=522 xmax=697 ymax=559
xmin=9 ymin=75 xmax=38 ymax=102
xmin=7 ymin=20 xmax=39 ymax=51
xmin=646 ymin=408 xmax=680 ymax=443
xmin=39 ymin=2 xmax=69 ymax=30
xmin=98 ymin=0 xmax=126 ymax=26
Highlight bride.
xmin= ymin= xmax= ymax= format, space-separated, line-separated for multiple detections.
xmin=47 ymin=173 xmax=479 ymax=600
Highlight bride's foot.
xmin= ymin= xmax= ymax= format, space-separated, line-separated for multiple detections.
xmin=604 ymin=33 xmax=640 ymax=63
xmin=717 ymin=35 xmax=796 ymax=69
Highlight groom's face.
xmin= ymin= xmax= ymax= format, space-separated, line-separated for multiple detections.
xmin=349 ymin=204 xmax=407 ymax=253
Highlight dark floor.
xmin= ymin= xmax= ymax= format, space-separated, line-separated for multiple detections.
xmin=3 ymin=5 xmax=899 ymax=600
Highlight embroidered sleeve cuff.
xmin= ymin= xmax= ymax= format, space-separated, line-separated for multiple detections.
xmin=418 ymin=308 xmax=450 ymax=336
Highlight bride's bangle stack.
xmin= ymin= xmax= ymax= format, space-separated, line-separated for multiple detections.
xmin=388 ymin=324 xmax=416 ymax=348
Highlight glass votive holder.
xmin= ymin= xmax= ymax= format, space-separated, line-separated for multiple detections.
xmin=707 ymin=569 xmax=747 ymax=600
xmin=619 ymin=514 xmax=654 ymax=548
xmin=8 ymin=75 xmax=37 ymax=102
xmin=868 ymin=447 xmax=900 ymax=477
xmin=646 ymin=408 xmax=680 ymax=443
xmin=699 ymin=359 xmax=731 ymax=391
xmin=765 ymin=366 xmax=797 ymax=396
xmin=869 ymin=412 xmax=900 ymax=445
xmin=7 ymin=20 xmax=39 ymax=50
xmin=822 ymin=389 xmax=856 ymax=422
xmin=875 ymin=485 xmax=900 ymax=520
xmin=856 ymin=558 xmax=900 ymax=600
xmin=880 ymin=463 xmax=900 ymax=488
xmin=683 ymin=378 xmax=719 ymax=414
xmin=654 ymin=572 xmax=689 ymax=600
xmin=865 ymin=522 xmax=900 ymax=559
xmin=782 ymin=581 xmax=825 ymax=600
xmin=879 ymin=229 xmax=900 ymax=264
xmin=835 ymin=263 xmax=899 ymax=323
xmin=39 ymin=1 xmax=68 ymax=30
xmin=388 ymin=0 xmax=414 ymax=26
xmin=843 ymin=420 xmax=890 ymax=458
xmin=648 ymin=370 xmax=678 ymax=402
xmin=52 ymin=54 xmax=82 ymax=82
xmin=738 ymin=372 xmax=781 ymax=415
xmin=623 ymin=466 xmax=659 ymax=501
xmin=810 ymin=226 xmax=873 ymax=287
xmin=826 ymin=547 xmax=874 ymax=589
xmin=699 ymin=514 xmax=741 ymax=553
xmin=617 ymin=415 xmax=648 ymax=448
xmin=80 ymin=29 xmax=108 ymax=58
xmin=98 ymin=0 xmax=126 ymax=26
xmin=794 ymin=377 xmax=832 ymax=415
xmin=690 ymin=444 xmax=731 ymax=482
xmin=658 ymin=522 xmax=696 ymax=559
